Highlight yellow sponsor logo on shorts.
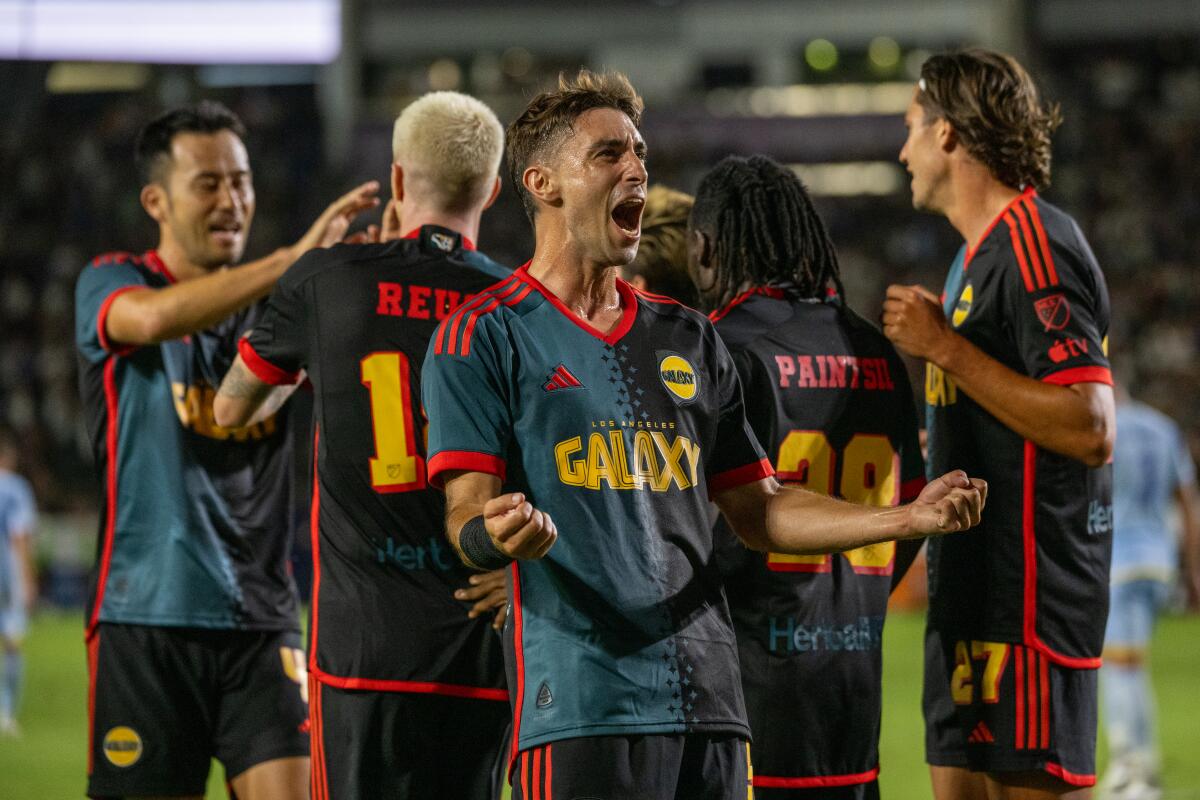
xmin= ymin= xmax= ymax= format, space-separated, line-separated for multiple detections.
xmin=103 ymin=726 xmax=143 ymax=768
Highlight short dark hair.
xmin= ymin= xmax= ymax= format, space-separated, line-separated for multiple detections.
xmin=917 ymin=48 xmax=1062 ymax=191
xmin=134 ymin=100 xmax=246 ymax=185
xmin=690 ymin=155 xmax=845 ymax=310
xmin=506 ymin=69 xmax=643 ymax=221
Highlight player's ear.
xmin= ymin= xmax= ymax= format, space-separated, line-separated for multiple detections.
xmin=523 ymin=163 xmax=559 ymax=210
xmin=937 ymin=118 xmax=958 ymax=154
xmin=391 ymin=163 xmax=405 ymax=204
xmin=481 ymin=175 xmax=502 ymax=210
xmin=691 ymin=229 xmax=713 ymax=271
xmin=140 ymin=183 xmax=168 ymax=225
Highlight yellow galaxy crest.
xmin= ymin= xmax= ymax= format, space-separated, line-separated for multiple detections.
xmin=659 ymin=354 xmax=698 ymax=402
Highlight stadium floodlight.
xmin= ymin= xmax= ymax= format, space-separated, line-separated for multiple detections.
xmin=0 ymin=0 xmax=340 ymax=64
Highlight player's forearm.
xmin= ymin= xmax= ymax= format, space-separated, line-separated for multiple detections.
xmin=105 ymin=248 xmax=295 ymax=346
xmin=213 ymin=357 xmax=301 ymax=428
xmin=726 ymin=480 xmax=916 ymax=555
xmin=934 ymin=333 xmax=1113 ymax=466
xmin=13 ymin=534 xmax=35 ymax=607
xmin=442 ymin=471 xmax=501 ymax=564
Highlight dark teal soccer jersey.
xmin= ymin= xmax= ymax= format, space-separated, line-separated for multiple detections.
xmin=422 ymin=265 xmax=773 ymax=753
xmin=75 ymin=251 xmax=298 ymax=634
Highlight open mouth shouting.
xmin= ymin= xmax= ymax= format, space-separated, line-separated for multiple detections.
xmin=208 ymin=218 xmax=244 ymax=248
xmin=610 ymin=195 xmax=645 ymax=242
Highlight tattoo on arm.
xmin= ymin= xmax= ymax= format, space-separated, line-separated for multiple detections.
xmin=219 ymin=360 xmax=274 ymax=401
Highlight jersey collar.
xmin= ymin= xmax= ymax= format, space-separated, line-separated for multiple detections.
xmin=143 ymin=250 xmax=178 ymax=284
xmin=964 ymin=186 xmax=1037 ymax=271
xmin=514 ymin=262 xmax=638 ymax=345
xmin=400 ymin=225 xmax=476 ymax=252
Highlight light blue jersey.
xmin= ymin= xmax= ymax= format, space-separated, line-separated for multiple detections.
xmin=0 ymin=471 xmax=36 ymax=608
xmin=1112 ymin=401 xmax=1195 ymax=580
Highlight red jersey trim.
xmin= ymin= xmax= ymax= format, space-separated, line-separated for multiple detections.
xmin=707 ymin=457 xmax=775 ymax=497
xmin=754 ymin=767 xmax=879 ymax=789
xmin=87 ymin=358 xmax=121 ymax=637
xmin=964 ymin=187 xmax=1037 ymax=271
xmin=1041 ymin=366 xmax=1113 ymax=387
xmin=399 ymin=226 xmax=477 ymax=251
xmin=709 ymin=286 xmax=787 ymax=323
xmin=308 ymin=665 xmax=508 ymax=700
xmin=508 ymin=561 xmax=527 ymax=780
xmin=308 ymin=428 xmax=324 ymax=677
xmin=142 ymin=250 xmax=178 ymax=284
xmin=1021 ymin=197 xmax=1059 ymax=285
xmin=435 ymin=275 xmax=521 ymax=356
xmin=238 ymin=337 xmax=301 ymax=386
xmin=86 ymin=632 xmax=100 ymax=774
xmin=96 ymin=285 xmax=146 ymax=357
xmin=1021 ymin=440 xmax=1103 ymax=669
xmin=900 ymin=477 xmax=927 ymax=502
xmin=427 ymin=450 xmax=507 ymax=490
xmin=1044 ymin=762 xmax=1096 ymax=788
xmin=514 ymin=264 xmax=639 ymax=345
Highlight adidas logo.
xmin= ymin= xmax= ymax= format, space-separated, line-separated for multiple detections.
xmin=967 ymin=720 xmax=995 ymax=744
xmin=536 ymin=682 xmax=554 ymax=708
xmin=543 ymin=364 xmax=583 ymax=392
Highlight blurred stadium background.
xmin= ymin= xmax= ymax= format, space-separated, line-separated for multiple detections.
xmin=1 ymin=0 xmax=1199 ymax=797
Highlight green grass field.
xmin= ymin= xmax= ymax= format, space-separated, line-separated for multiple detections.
xmin=2 ymin=610 xmax=1198 ymax=799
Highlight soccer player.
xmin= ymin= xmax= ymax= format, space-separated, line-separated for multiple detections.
xmin=0 ymin=428 xmax=36 ymax=737
xmin=886 ymin=49 xmax=1116 ymax=799
xmin=213 ymin=91 xmax=513 ymax=800
xmin=421 ymin=69 xmax=986 ymax=800
xmin=620 ymin=184 xmax=699 ymax=306
xmin=74 ymin=100 xmax=379 ymax=800
xmin=689 ymin=155 xmax=927 ymax=799
xmin=1097 ymin=385 xmax=1199 ymax=800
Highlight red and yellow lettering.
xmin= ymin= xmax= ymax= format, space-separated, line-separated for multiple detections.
xmin=361 ymin=351 xmax=427 ymax=492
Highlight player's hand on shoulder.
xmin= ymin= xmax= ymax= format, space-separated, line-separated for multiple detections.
xmin=882 ymin=283 xmax=951 ymax=361
xmin=455 ymin=569 xmax=509 ymax=630
xmin=906 ymin=469 xmax=987 ymax=536
xmin=291 ymin=180 xmax=382 ymax=257
xmin=484 ymin=493 xmax=557 ymax=560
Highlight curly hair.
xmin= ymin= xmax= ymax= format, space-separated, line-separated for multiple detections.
xmin=690 ymin=155 xmax=845 ymax=311
xmin=505 ymin=69 xmax=644 ymax=221
xmin=917 ymin=48 xmax=1062 ymax=191
xmin=624 ymin=185 xmax=698 ymax=306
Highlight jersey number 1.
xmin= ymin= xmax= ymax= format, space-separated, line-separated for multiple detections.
xmin=361 ymin=352 xmax=427 ymax=493
xmin=767 ymin=431 xmax=898 ymax=574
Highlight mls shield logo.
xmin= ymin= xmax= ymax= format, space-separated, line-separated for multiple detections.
xmin=1034 ymin=293 xmax=1071 ymax=331
xmin=430 ymin=232 xmax=455 ymax=252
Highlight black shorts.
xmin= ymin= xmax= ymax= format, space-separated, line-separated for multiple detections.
xmin=510 ymin=733 xmax=752 ymax=800
xmin=753 ymin=780 xmax=879 ymax=799
xmin=309 ymin=679 xmax=510 ymax=800
xmin=86 ymin=623 xmax=309 ymax=799
xmin=923 ymin=626 xmax=1098 ymax=788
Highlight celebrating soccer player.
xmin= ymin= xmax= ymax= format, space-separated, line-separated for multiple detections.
xmin=690 ymin=155 xmax=927 ymax=799
xmin=887 ymin=49 xmax=1116 ymax=799
xmin=74 ymin=101 xmax=378 ymax=800
xmin=421 ymin=69 xmax=986 ymax=800
xmin=214 ymin=91 xmax=513 ymax=800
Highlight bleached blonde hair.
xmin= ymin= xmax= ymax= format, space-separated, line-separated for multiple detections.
xmin=392 ymin=91 xmax=504 ymax=211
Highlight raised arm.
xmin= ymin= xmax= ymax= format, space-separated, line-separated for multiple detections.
xmin=104 ymin=181 xmax=380 ymax=347
xmin=715 ymin=470 xmax=986 ymax=555
xmin=884 ymin=284 xmax=1114 ymax=468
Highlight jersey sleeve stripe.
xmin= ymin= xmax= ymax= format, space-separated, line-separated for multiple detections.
xmin=1003 ymin=213 xmax=1037 ymax=292
xmin=96 ymin=285 xmax=146 ymax=356
xmin=449 ymin=278 xmax=523 ymax=356
xmin=237 ymin=337 xmax=300 ymax=386
xmin=707 ymin=457 xmax=774 ymax=497
xmin=434 ymin=275 xmax=518 ymax=355
xmin=461 ymin=284 xmax=532 ymax=357
xmin=1041 ymin=366 xmax=1113 ymax=386
xmin=900 ymin=477 xmax=927 ymax=502
xmin=1012 ymin=203 xmax=1051 ymax=288
xmin=427 ymin=450 xmax=507 ymax=489
xmin=1021 ymin=198 xmax=1060 ymax=286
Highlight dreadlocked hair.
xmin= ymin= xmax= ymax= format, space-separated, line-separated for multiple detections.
xmin=690 ymin=154 xmax=845 ymax=309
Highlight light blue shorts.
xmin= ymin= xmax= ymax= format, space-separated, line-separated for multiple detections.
xmin=0 ymin=604 xmax=27 ymax=643
xmin=1103 ymin=578 xmax=1171 ymax=649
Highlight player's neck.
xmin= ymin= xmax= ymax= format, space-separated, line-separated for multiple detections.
xmin=397 ymin=207 xmax=481 ymax=245
xmin=527 ymin=240 xmax=623 ymax=332
xmin=154 ymin=238 xmax=223 ymax=282
xmin=945 ymin=169 xmax=1022 ymax=253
